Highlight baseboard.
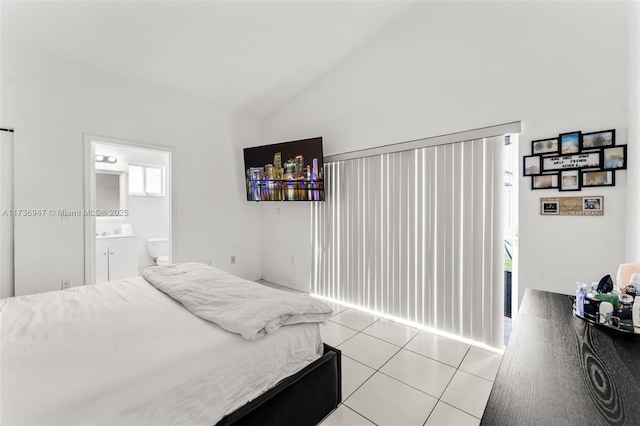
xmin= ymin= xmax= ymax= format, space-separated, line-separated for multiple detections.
xmin=260 ymin=275 xmax=309 ymax=293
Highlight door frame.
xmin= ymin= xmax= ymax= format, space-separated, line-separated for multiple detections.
xmin=83 ymin=134 xmax=173 ymax=285
xmin=0 ymin=128 xmax=14 ymax=298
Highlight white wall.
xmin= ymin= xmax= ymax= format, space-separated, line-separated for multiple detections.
xmin=626 ymin=1 xmax=640 ymax=263
xmin=261 ymin=203 xmax=312 ymax=292
xmin=2 ymin=44 xmax=263 ymax=295
xmin=94 ymin=143 xmax=171 ymax=269
xmin=262 ymin=1 xmax=630 ymax=303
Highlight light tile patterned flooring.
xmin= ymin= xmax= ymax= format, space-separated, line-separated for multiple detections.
xmin=257 ymin=280 xmax=503 ymax=426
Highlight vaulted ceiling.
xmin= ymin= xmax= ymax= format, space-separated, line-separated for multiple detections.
xmin=3 ymin=1 xmax=419 ymax=121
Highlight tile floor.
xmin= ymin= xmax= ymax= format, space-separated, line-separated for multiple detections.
xmin=257 ymin=280 xmax=504 ymax=426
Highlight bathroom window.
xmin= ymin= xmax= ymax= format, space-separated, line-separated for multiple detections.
xmin=129 ymin=164 xmax=164 ymax=196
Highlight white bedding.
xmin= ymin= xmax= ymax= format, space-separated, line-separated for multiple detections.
xmin=0 ymin=277 xmax=323 ymax=426
xmin=142 ymin=263 xmax=332 ymax=340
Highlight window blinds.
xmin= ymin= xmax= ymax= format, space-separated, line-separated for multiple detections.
xmin=311 ymin=137 xmax=504 ymax=348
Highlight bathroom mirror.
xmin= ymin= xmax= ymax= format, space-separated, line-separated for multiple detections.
xmin=96 ymin=171 xmax=126 ymax=216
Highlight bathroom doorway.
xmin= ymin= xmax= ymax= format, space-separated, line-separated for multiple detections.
xmin=84 ymin=135 xmax=172 ymax=285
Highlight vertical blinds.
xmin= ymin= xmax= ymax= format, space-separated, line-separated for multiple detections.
xmin=311 ymin=137 xmax=504 ymax=348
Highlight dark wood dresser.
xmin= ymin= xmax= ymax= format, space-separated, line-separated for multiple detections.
xmin=481 ymin=288 xmax=640 ymax=425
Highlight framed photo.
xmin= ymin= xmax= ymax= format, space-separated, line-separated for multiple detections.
xmin=602 ymin=145 xmax=627 ymax=170
xmin=559 ymin=131 xmax=581 ymax=155
xmin=541 ymin=200 xmax=559 ymax=215
xmin=581 ymin=170 xmax=615 ymax=187
xmin=559 ymin=169 xmax=580 ymax=191
xmin=523 ymin=155 xmax=542 ymax=176
xmin=532 ymin=138 xmax=559 ymax=155
xmin=583 ymin=196 xmax=603 ymax=212
xmin=581 ymin=129 xmax=615 ymax=150
xmin=531 ymin=174 xmax=558 ymax=190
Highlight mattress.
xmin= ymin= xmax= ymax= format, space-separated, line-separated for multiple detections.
xmin=0 ymin=277 xmax=323 ymax=425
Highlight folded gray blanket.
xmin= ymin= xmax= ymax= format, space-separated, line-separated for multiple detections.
xmin=142 ymin=263 xmax=332 ymax=340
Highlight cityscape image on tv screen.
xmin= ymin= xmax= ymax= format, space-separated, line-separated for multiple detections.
xmin=243 ymin=137 xmax=325 ymax=201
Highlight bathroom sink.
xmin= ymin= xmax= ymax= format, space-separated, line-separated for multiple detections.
xmin=96 ymin=234 xmax=137 ymax=239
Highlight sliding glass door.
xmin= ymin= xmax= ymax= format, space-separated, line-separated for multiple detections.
xmin=312 ymin=135 xmax=505 ymax=349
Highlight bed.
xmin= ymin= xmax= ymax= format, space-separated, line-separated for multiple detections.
xmin=0 ymin=264 xmax=341 ymax=425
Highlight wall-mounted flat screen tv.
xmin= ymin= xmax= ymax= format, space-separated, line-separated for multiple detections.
xmin=243 ymin=137 xmax=325 ymax=201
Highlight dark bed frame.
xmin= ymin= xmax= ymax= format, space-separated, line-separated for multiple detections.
xmin=216 ymin=344 xmax=342 ymax=426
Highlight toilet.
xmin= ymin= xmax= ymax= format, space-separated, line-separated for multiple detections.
xmin=147 ymin=238 xmax=170 ymax=266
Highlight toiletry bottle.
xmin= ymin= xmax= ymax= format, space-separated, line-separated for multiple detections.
xmin=576 ymin=282 xmax=587 ymax=316
xmin=596 ymin=293 xmax=620 ymax=311
xmin=583 ymin=297 xmax=601 ymax=320
xmin=617 ymin=295 xmax=634 ymax=330
xmin=633 ymin=296 xmax=640 ymax=329
xmin=584 ymin=283 xmax=599 ymax=319
xmin=599 ymin=301 xmax=614 ymax=324
xmin=630 ymin=273 xmax=640 ymax=296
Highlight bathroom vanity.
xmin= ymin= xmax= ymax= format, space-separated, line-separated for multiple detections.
xmin=481 ymin=289 xmax=640 ymax=425
xmin=95 ymin=235 xmax=138 ymax=284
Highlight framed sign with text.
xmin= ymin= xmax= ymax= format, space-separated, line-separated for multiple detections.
xmin=542 ymin=152 xmax=601 ymax=172
xmin=540 ymin=196 xmax=604 ymax=216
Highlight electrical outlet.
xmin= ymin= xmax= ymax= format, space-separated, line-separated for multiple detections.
xmin=231 ymin=256 xmax=236 ymax=264
xmin=207 ymin=260 xmax=212 ymax=266
xmin=290 ymin=257 xmax=294 ymax=264
xmin=61 ymin=280 xmax=71 ymax=290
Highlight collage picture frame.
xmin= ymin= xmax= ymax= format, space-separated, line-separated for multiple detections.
xmin=524 ymin=128 xmax=625 ymax=193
